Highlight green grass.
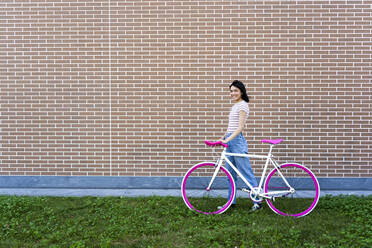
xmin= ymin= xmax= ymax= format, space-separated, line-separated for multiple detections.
xmin=0 ymin=195 xmax=371 ymax=248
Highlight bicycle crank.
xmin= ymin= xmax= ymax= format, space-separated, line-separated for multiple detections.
xmin=242 ymin=188 xmax=263 ymax=203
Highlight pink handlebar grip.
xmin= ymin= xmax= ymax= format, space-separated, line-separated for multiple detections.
xmin=204 ymin=140 xmax=228 ymax=148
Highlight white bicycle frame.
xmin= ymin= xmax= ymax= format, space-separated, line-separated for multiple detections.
xmin=207 ymin=144 xmax=294 ymax=199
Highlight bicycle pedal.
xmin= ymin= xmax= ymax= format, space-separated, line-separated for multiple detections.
xmin=241 ymin=188 xmax=250 ymax=193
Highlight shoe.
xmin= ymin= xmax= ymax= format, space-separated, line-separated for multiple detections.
xmin=217 ymin=204 xmax=236 ymax=210
xmin=250 ymin=203 xmax=262 ymax=212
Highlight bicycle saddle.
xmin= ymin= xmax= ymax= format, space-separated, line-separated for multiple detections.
xmin=261 ymin=139 xmax=284 ymax=145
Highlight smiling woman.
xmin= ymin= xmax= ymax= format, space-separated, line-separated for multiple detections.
xmin=216 ymin=80 xmax=260 ymax=211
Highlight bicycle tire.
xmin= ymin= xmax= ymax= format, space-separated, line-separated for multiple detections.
xmin=264 ymin=163 xmax=320 ymax=217
xmin=181 ymin=162 xmax=236 ymax=214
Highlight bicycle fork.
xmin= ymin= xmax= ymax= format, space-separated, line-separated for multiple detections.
xmin=206 ymin=156 xmax=224 ymax=191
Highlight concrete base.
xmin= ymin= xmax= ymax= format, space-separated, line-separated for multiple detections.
xmin=0 ymin=176 xmax=371 ymax=197
xmin=0 ymin=188 xmax=371 ymax=198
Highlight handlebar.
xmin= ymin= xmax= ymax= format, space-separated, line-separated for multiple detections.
xmin=204 ymin=140 xmax=228 ymax=148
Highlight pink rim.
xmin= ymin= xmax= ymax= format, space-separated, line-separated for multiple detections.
xmin=181 ymin=163 xmax=235 ymax=215
xmin=264 ymin=163 xmax=320 ymax=217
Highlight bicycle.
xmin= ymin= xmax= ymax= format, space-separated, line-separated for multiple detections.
xmin=181 ymin=139 xmax=320 ymax=217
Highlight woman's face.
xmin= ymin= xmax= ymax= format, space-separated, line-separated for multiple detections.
xmin=230 ymin=86 xmax=242 ymax=102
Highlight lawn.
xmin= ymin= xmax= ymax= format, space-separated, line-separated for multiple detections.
xmin=0 ymin=195 xmax=371 ymax=248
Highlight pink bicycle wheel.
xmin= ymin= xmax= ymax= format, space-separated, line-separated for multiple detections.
xmin=181 ymin=162 xmax=236 ymax=215
xmin=264 ymin=163 xmax=320 ymax=217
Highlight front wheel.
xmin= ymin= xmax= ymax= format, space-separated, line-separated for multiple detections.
xmin=264 ymin=163 xmax=320 ymax=217
xmin=181 ymin=162 xmax=236 ymax=214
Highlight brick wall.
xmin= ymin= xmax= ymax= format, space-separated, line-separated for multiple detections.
xmin=1 ymin=0 xmax=371 ymax=179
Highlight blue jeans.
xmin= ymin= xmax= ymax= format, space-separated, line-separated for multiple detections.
xmin=225 ymin=133 xmax=258 ymax=204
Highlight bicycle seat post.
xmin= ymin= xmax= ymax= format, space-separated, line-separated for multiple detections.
xmin=268 ymin=145 xmax=274 ymax=157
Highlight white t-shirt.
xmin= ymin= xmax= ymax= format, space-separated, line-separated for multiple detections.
xmin=227 ymin=101 xmax=249 ymax=133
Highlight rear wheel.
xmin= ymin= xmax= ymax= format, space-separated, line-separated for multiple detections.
xmin=181 ymin=162 xmax=235 ymax=214
xmin=264 ymin=163 xmax=320 ymax=217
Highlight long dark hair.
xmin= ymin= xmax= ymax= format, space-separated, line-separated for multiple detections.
xmin=229 ymin=80 xmax=249 ymax=102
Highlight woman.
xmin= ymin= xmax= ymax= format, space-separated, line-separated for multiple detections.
xmin=219 ymin=80 xmax=262 ymax=212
